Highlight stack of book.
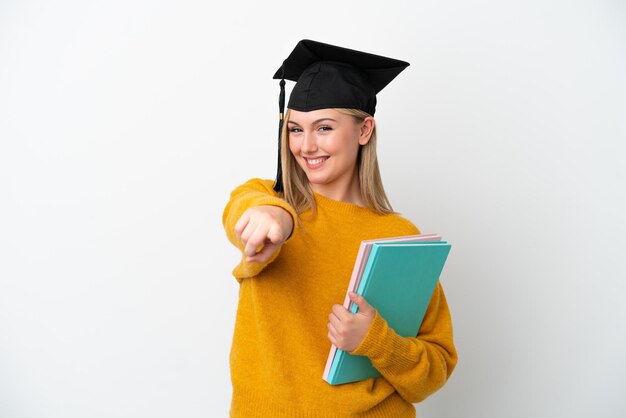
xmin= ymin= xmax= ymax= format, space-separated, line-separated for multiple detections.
xmin=323 ymin=233 xmax=452 ymax=385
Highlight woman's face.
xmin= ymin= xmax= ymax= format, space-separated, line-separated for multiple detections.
xmin=287 ymin=108 xmax=373 ymax=195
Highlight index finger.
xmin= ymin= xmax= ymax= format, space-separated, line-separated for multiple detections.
xmin=331 ymin=304 xmax=351 ymax=321
xmin=234 ymin=211 xmax=251 ymax=242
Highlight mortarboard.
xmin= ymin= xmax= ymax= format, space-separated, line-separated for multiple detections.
xmin=272 ymin=39 xmax=410 ymax=192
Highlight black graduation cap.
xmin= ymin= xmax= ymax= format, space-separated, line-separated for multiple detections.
xmin=272 ymin=39 xmax=410 ymax=192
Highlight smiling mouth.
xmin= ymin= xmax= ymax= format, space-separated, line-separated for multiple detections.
xmin=304 ymin=156 xmax=329 ymax=168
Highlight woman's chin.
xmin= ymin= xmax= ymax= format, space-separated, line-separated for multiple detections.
xmin=305 ymin=176 xmax=327 ymax=185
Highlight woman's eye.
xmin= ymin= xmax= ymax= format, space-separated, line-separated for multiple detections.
xmin=289 ymin=127 xmax=302 ymax=133
xmin=318 ymin=126 xmax=332 ymax=132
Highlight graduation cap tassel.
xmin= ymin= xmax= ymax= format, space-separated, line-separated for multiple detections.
xmin=273 ymin=69 xmax=286 ymax=192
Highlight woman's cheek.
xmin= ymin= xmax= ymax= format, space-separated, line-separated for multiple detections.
xmin=288 ymin=137 xmax=301 ymax=155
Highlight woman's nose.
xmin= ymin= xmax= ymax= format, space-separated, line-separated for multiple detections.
xmin=302 ymin=132 xmax=317 ymax=152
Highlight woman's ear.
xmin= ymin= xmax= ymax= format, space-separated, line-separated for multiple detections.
xmin=358 ymin=117 xmax=375 ymax=146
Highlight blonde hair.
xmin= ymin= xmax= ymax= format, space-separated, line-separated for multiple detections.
xmin=278 ymin=108 xmax=396 ymax=222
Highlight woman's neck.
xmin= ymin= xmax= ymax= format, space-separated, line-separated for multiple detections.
xmin=310 ymin=172 xmax=364 ymax=206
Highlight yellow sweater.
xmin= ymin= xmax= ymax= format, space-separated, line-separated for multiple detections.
xmin=222 ymin=178 xmax=457 ymax=417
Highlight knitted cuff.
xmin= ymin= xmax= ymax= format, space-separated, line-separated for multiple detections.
xmin=349 ymin=310 xmax=417 ymax=372
xmin=350 ymin=310 xmax=388 ymax=357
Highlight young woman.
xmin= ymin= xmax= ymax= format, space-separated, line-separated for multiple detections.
xmin=222 ymin=39 xmax=457 ymax=417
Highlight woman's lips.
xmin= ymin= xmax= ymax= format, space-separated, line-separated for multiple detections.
xmin=304 ymin=156 xmax=329 ymax=169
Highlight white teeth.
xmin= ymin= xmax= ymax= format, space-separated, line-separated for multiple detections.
xmin=306 ymin=157 xmax=327 ymax=165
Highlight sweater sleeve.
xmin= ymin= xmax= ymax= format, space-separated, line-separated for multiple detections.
xmin=349 ymin=281 xmax=458 ymax=403
xmin=222 ymin=178 xmax=298 ymax=283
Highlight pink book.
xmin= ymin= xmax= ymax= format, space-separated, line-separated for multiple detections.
xmin=322 ymin=233 xmax=442 ymax=381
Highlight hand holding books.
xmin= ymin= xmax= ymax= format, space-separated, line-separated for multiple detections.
xmin=327 ymin=291 xmax=376 ymax=352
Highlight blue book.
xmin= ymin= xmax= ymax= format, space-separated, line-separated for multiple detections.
xmin=324 ymin=240 xmax=451 ymax=385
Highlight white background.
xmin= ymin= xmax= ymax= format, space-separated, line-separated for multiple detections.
xmin=1 ymin=1 xmax=625 ymax=417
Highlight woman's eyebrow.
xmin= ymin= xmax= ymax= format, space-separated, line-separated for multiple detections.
xmin=313 ymin=118 xmax=337 ymax=124
xmin=287 ymin=118 xmax=336 ymax=125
